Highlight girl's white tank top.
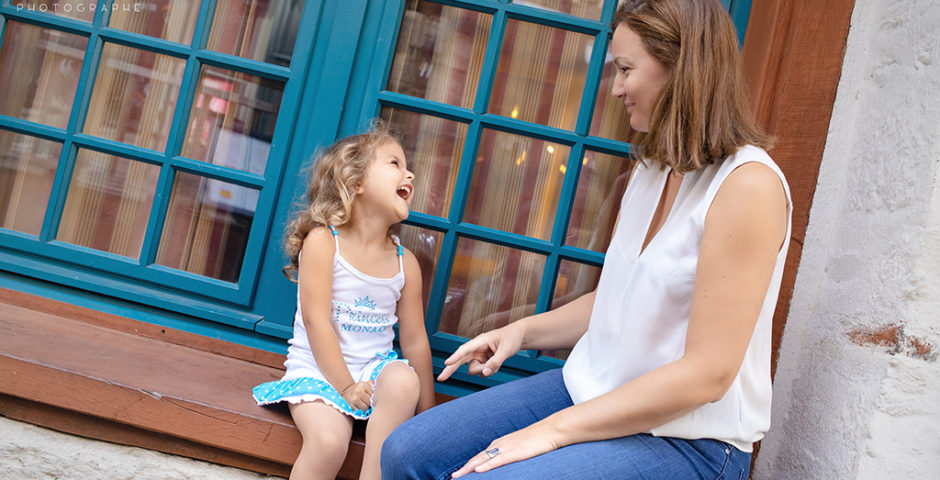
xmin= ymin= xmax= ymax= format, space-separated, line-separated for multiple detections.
xmin=286 ymin=231 xmax=405 ymax=376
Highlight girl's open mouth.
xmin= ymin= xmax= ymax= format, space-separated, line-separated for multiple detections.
xmin=397 ymin=184 xmax=413 ymax=201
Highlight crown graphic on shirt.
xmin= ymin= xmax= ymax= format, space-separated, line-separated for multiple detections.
xmin=354 ymin=296 xmax=377 ymax=310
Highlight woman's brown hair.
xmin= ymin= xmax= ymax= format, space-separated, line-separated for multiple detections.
xmin=282 ymin=121 xmax=399 ymax=279
xmin=613 ymin=0 xmax=773 ymax=172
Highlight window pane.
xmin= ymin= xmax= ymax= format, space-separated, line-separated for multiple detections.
xmin=589 ymin=63 xmax=633 ymax=141
xmin=206 ymin=0 xmax=304 ymax=67
xmin=542 ymin=260 xmax=602 ymax=360
xmin=464 ymin=130 xmax=568 ymax=241
xmin=181 ymin=66 xmax=284 ymax=174
xmin=438 ymin=238 xmax=545 ymax=338
xmin=13 ymin=1 xmax=96 ymax=22
xmin=0 ymin=131 xmax=62 ymax=236
xmin=83 ymin=43 xmax=185 ymax=151
xmin=387 ymin=0 xmax=492 ymax=109
xmin=488 ymin=20 xmax=594 ymax=130
xmin=156 ymin=172 xmax=257 ymax=282
xmin=381 ymin=107 xmax=467 ymax=218
xmin=57 ymin=150 xmax=160 ymax=257
xmin=566 ymin=150 xmax=632 ymax=252
xmin=395 ymin=224 xmax=443 ymax=310
xmin=0 ymin=22 xmax=87 ymax=129
xmin=109 ymin=0 xmax=199 ymax=45
xmin=515 ymin=0 xmax=605 ymax=20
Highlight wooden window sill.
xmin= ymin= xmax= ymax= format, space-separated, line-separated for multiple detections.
xmin=0 ymin=287 xmax=363 ymax=478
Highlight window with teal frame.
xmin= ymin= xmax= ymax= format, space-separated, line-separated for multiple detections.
xmin=0 ymin=0 xmax=320 ymax=329
xmin=0 ymin=0 xmax=753 ymax=396
xmin=342 ymin=0 xmax=753 ymax=396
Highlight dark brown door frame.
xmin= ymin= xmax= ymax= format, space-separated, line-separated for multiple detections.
xmin=742 ymin=0 xmax=856 ymax=376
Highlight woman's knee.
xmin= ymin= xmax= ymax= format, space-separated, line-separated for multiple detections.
xmin=380 ymin=424 xmax=407 ymax=464
xmin=381 ymin=420 xmax=427 ymax=477
xmin=375 ymin=363 xmax=420 ymax=406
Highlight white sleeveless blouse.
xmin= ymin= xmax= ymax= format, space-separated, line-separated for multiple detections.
xmin=562 ymin=145 xmax=792 ymax=452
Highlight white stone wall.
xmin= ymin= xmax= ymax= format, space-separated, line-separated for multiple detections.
xmin=0 ymin=416 xmax=279 ymax=480
xmin=754 ymin=0 xmax=940 ymax=478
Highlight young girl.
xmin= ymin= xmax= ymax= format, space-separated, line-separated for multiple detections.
xmin=253 ymin=123 xmax=435 ymax=480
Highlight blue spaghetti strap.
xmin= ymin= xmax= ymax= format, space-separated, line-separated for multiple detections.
xmin=328 ymin=225 xmax=340 ymax=255
xmin=392 ymin=235 xmax=405 ymax=274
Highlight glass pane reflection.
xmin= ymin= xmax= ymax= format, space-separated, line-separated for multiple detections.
xmin=589 ymin=63 xmax=633 ymax=141
xmin=464 ymin=130 xmax=568 ymax=241
xmin=0 ymin=131 xmax=62 ymax=236
xmin=542 ymin=260 xmax=602 ymax=360
xmin=109 ymin=0 xmax=199 ymax=45
xmin=181 ymin=66 xmax=285 ymax=174
xmin=0 ymin=22 xmax=87 ymax=129
xmin=566 ymin=150 xmax=632 ymax=252
xmin=488 ymin=19 xmax=594 ymax=130
xmin=207 ymin=0 xmax=305 ymax=67
xmin=438 ymin=238 xmax=545 ymax=339
xmin=156 ymin=172 xmax=257 ymax=282
xmin=515 ymin=0 xmax=605 ymax=20
xmin=84 ymin=43 xmax=185 ymax=151
xmin=381 ymin=107 xmax=467 ymax=218
xmin=395 ymin=224 xmax=444 ymax=310
xmin=387 ymin=0 xmax=492 ymax=108
xmin=57 ymin=150 xmax=160 ymax=258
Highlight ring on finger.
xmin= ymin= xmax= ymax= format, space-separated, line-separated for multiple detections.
xmin=485 ymin=447 xmax=500 ymax=460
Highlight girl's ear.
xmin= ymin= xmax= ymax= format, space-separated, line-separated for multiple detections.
xmin=355 ymin=182 xmax=364 ymax=195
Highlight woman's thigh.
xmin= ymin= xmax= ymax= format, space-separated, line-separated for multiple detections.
xmin=463 ymin=434 xmax=751 ymax=480
xmin=381 ymin=368 xmax=573 ymax=480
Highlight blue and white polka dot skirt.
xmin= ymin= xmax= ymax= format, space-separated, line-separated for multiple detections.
xmin=252 ymin=350 xmax=407 ymax=419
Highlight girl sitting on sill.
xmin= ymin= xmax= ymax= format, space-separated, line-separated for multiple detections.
xmin=253 ymin=122 xmax=435 ymax=480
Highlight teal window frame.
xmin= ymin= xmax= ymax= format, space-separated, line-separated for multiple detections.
xmin=340 ymin=0 xmax=754 ymax=395
xmin=0 ymin=0 xmax=322 ymax=328
xmin=0 ymin=0 xmax=754 ymax=396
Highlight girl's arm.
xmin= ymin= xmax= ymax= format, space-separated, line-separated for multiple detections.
xmin=396 ymin=249 xmax=436 ymax=413
xmin=298 ymin=228 xmax=370 ymax=409
xmin=454 ymin=162 xmax=788 ymax=476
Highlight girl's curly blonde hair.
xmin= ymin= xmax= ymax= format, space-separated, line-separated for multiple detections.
xmin=283 ymin=121 xmax=399 ymax=280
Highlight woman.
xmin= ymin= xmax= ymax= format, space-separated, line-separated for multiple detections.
xmin=382 ymin=0 xmax=790 ymax=478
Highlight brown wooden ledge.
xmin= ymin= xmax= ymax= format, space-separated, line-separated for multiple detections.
xmin=0 ymin=287 xmax=368 ymax=478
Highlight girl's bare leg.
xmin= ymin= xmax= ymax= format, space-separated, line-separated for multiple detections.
xmin=360 ymin=362 xmax=420 ymax=480
xmin=289 ymin=401 xmax=354 ymax=480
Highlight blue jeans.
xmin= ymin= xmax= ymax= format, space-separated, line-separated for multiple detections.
xmin=381 ymin=369 xmax=751 ymax=480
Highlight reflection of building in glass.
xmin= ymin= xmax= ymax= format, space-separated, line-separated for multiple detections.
xmin=183 ymin=67 xmax=283 ymax=175
xmin=385 ymin=0 xmax=631 ymax=347
xmin=0 ymin=0 xmax=301 ymax=286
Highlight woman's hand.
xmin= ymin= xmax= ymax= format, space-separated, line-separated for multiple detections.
xmin=451 ymin=422 xmax=561 ymax=478
xmin=340 ymin=380 xmax=373 ymax=411
xmin=437 ymin=323 xmax=526 ymax=381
